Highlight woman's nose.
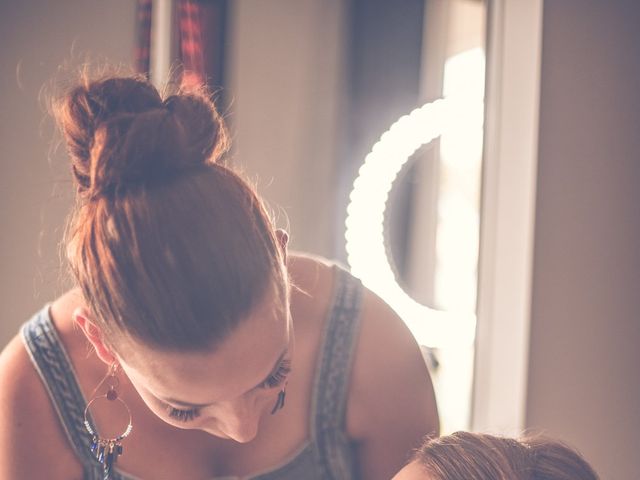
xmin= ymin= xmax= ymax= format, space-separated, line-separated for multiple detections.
xmin=219 ymin=397 xmax=261 ymax=443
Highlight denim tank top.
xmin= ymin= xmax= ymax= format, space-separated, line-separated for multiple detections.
xmin=21 ymin=266 xmax=363 ymax=480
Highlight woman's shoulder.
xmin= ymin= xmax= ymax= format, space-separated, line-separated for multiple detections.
xmin=289 ymin=253 xmax=440 ymax=477
xmin=0 ymin=332 xmax=42 ymax=404
xmin=348 ymin=282 xmax=439 ymax=425
xmin=0 ymin=306 xmax=63 ymax=411
xmin=0 ymin=320 xmax=84 ymax=478
xmin=0 ymin=333 xmax=47 ymax=430
xmin=344 ymin=278 xmax=440 ymax=478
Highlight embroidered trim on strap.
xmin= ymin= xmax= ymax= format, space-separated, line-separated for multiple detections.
xmin=311 ymin=267 xmax=364 ymax=479
xmin=21 ymin=308 xmax=130 ymax=480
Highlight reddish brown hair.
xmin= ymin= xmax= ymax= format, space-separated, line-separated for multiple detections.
xmin=414 ymin=431 xmax=599 ymax=480
xmin=56 ymin=74 xmax=286 ymax=351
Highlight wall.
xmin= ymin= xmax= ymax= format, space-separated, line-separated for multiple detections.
xmin=226 ymin=0 xmax=346 ymax=257
xmin=0 ymin=1 xmax=135 ymax=348
xmin=526 ymin=1 xmax=640 ymax=478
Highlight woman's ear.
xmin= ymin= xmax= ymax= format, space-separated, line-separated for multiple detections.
xmin=275 ymin=229 xmax=289 ymax=263
xmin=73 ymin=307 xmax=117 ymax=366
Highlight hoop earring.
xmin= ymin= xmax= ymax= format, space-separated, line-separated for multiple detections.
xmin=270 ymin=385 xmax=287 ymax=415
xmin=84 ymin=362 xmax=133 ymax=479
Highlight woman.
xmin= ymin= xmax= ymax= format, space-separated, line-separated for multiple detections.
xmin=392 ymin=431 xmax=599 ymax=480
xmin=0 ymin=74 xmax=438 ymax=480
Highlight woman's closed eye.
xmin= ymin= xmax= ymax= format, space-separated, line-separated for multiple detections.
xmin=259 ymin=358 xmax=291 ymax=389
xmin=166 ymin=405 xmax=201 ymax=423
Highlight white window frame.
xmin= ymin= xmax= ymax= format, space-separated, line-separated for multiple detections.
xmin=471 ymin=0 xmax=544 ymax=435
xmin=150 ymin=0 xmax=174 ymax=88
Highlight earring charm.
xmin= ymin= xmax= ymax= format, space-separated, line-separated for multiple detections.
xmin=84 ymin=363 xmax=133 ymax=479
xmin=270 ymin=385 xmax=287 ymax=415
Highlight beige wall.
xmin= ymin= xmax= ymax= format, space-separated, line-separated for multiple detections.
xmin=0 ymin=1 xmax=135 ymax=347
xmin=226 ymin=0 xmax=346 ymax=257
xmin=526 ymin=1 xmax=640 ymax=478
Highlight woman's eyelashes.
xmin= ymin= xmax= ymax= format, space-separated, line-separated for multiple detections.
xmin=259 ymin=358 xmax=292 ymax=389
xmin=166 ymin=405 xmax=201 ymax=423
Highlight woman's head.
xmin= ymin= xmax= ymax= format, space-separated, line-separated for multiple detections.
xmin=114 ymin=280 xmax=294 ymax=442
xmin=393 ymin=431 xmax=599 ymax=480
xmin=56 ymin=74 xmax=291 ymax=440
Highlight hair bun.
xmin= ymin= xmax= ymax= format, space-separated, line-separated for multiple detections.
xmin=162 ymin=92 xmax=228 ymax=167
xmin=57 ymin=76 xmax=228 ymax=199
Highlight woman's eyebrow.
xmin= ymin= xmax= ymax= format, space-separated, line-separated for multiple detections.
xmin=157 ymin=347 xmax=289 ymax=408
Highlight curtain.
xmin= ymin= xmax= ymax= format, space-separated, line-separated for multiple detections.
xmin=135 ymin=0 xmax=153 ymax=77
xmin=178 ymin=0 xmax=205 ymax=88
xmin=134 ymin=0 xmax=227 ymax=93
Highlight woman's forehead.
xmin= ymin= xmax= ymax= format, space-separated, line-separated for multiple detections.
xmin=120 ymin=297 xmax=291 ymax=402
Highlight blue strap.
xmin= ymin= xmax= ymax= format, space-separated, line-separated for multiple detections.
xmin=21 ymin=307 xmax=127 ymax=480
xmin=311 ymin=267 xmax=364 ymax=479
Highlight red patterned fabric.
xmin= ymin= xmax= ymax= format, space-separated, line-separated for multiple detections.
xmin=135 ymin=0 xmax=153 ymax=77
xmin=179 ymin=0 xmax=205 ymax=88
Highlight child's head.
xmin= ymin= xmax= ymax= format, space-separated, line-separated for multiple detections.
xmin=393 ymin=431 xmax=598 ymax=480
